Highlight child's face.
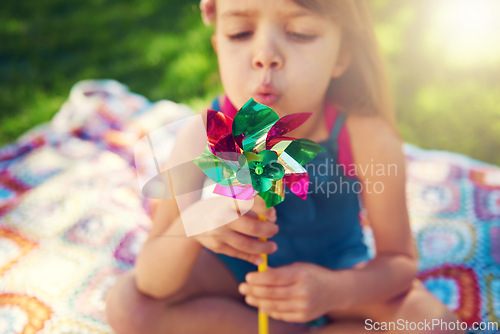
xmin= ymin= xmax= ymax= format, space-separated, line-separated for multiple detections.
xmin=212 ymin=0 xmax=349 ymax=116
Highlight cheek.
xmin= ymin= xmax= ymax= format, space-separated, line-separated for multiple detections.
xmin=216 ymin=48 xmax=251 ymax=108
xmin=290 ymin=53 xmax=334 ymax=89
xmin=290 ymin=37 xmax=340 ymax=70
xmin=284 ymin=61 xmax=332 ymax=111
xmin=218 ymin=51 xmax=241 ymax=74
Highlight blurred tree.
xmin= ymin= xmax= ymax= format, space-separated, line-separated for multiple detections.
xmin=0 ymin=0 xmax=219 ymax=144
xmin=370 ymin=0 xmax=500 ymax=165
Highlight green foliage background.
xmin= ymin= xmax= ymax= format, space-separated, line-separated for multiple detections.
xmin=1 ymin=0 xmax=499 ymax=165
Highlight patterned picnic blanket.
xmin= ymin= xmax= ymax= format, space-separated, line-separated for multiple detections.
xmin=0 ymin=80 xmax=499 ymax=333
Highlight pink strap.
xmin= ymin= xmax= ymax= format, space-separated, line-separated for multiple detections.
xmin=222 ymin=96 xmax=238 ymax=119
xmin=324 ymin=102 xmax=356 ymax=177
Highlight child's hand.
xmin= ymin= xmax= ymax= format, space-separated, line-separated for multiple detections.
xmin=239 ymin=262 xmax=338 ymax=323
xmin=191 ymin=197 xmax=279 ymax=265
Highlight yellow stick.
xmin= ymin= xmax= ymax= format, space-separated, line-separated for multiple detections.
xmin=257 ymin=214 xmax=269 ymax=334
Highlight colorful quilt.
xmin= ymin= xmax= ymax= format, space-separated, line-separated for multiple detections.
xmin=0 ymin=80 xmax=499 ymax=333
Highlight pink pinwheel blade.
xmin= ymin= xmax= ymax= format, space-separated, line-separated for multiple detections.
xmin=213 ymin=184 xmax=255 ymax=200
xmin=283 ymin=173 xmax=309 ymax=200
xmin=266 ymin=113 xmax=311 ymax=149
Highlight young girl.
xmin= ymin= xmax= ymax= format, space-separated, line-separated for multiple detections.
xmin=106 ymin=0 xmax=462 ymax=333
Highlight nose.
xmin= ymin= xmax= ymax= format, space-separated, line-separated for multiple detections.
xmin=252 ymin=33 xmax=283 ymax=70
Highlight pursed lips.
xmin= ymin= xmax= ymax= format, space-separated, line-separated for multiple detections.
xmin=253 ymin=84 xmax=280 ymax=106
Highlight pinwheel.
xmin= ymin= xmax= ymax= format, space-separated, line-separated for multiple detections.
xmin=192 ymin=98 xmax=323 ymax=334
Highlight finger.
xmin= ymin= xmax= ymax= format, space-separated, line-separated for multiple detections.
xmin=225 ymin=231 xmax=278 ymax=255
xmin=252 ymin=195 xmax=267 ymax=212
xmin=239 ymin=283 xmax=295 ymax=300
xmin=249 ymin=198 xmax=276 ymax=221
xmin=246 ymin=266 xmax=297 ymax=286
xmin=245 ymin=295 xmax=303 ymax=314
xmin=245 ymin=297 xmax=311 ymax=323
xmin=215 ymin=240 xmax=264 ymax=266
xmin=267 ymin=311 xmax=307 ymax=324
xmin=257 ymin=208 xmax=277 ymax=223
xmin=246 ymin=209 xmax=276 ymax=224
xmin=230 ymin=215 xmax=279 ymax=239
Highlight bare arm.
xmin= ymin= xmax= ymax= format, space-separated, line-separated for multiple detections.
xmin=330 ymin=114 xmax=418 ymax=310
xmin=135 ymin=200 xmax=204 ymax=299
xmin=134 ymin=113 xmax=208 ymax=299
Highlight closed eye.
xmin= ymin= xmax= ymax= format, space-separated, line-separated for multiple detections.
xmin=288 ymin=32 xmax=316 ymax=41
xmin=228 ymin=31 xmax=253 ymax=40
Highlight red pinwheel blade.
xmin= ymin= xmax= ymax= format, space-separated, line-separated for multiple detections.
xmin=206 ymin=110 xmax=241 ymax=159
xmin=266 ymin=113 xmax=311 ymax=149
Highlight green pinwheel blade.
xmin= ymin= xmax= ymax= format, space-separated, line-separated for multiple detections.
xmin=258 ymin=189 xmax=285 ymax=208
xmin=259 ymin=150 xmax=278 ymax=166
xmin=232 ymin=99 xmax=280 ymax=152
xmin=192 ymin=146 xmax=237 ymax=187
xmin=263 ymin=161 xmax=285 ymax=181
xmin=258 ymin=179 xmax=285 ymax=208
xmin=237 ymin=150 xmax=284 ymax=192
xmin=251 ymin=173 xmax=273 ymax=193
xmin=283 ymin=138 xmax=325 ymax=166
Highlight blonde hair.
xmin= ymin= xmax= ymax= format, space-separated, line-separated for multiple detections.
xmin=293 ymin=0 xmax=399 ymax=136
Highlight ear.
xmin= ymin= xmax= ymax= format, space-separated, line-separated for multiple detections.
xmin=331 ymin=44 xmax=352 ymax=78
xmin=200 ymin=0 xmax=216 ymax=26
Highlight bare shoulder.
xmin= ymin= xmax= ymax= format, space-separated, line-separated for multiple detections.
xmin=168 ymin=109 xmax=208 ymax=161
xmin=344 ymin=113 xmax=405 ymax=178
